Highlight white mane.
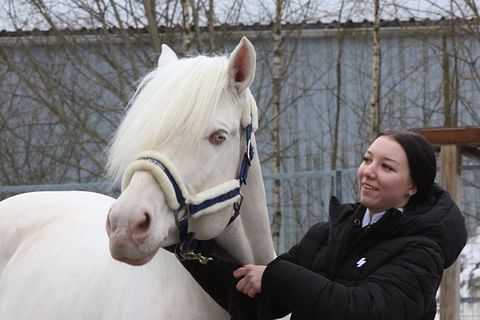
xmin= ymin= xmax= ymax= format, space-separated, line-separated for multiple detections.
xmin=107 ymin=55 xmax=231 ymax=181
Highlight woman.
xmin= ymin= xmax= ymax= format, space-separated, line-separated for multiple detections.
xmin=233 ymin=130 xmax=467 ymax=319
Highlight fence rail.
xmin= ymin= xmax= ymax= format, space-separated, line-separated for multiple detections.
xmin=0 ymin=182 xmax=118 ymax=195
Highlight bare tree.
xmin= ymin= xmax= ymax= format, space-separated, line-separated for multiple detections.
xmin=206 ymin=0 xmax=216 ymax=53
xmin=143 ymin=0 xmax=161 ymax=54
xmin=180 ymin=0 xmax=192 ymax=56
xmin=330 ymin=0 xmax=346 ymax=199
xmin=271 ymin=0 xmax=283 ymax=251
xmin=369 ymin=0 xmax=381 ymax=140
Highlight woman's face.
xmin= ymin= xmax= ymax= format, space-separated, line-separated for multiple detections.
xmin=357 ymin=136 xmax=417 ymax=214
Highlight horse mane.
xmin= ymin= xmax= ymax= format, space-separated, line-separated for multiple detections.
xmin=106 ymin=54 xmax=231 ymax=182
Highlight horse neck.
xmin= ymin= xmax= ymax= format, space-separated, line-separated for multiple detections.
xmin=215 ymin=135 xmax=276 ymax=265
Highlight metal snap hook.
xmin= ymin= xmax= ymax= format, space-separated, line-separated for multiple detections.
xmin=177 ymin=250 xmax=213 ymax=265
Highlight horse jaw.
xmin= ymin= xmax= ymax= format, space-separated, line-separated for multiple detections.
xmin=106 ymin=171 xmax=177 ymax=266
xmin=213 ymin=136 xmax=277 ymax=265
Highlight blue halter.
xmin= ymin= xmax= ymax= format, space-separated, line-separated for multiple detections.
xmin=123 ymin=122 xmax=255 ymax=262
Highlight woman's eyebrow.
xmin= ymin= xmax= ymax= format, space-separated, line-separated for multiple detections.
xmin=383 ymin=156 xmax=400 ymax=165
xmin=366 ymin=150 xmax=400 ymax=165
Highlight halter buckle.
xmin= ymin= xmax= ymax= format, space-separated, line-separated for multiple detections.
xmin=233 ymin=192 xmax=244 ymax=213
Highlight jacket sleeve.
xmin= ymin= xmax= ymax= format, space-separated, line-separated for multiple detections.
xmin=174 ymin=241 xmax=268 ymax=320
xmin=261 ymin=237 xmax=444 ymax=320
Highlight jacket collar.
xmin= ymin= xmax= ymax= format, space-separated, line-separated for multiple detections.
xmin=329 ymin=196 xmax=364 ymax=226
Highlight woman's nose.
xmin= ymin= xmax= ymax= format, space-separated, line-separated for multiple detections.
xmin=363 ymin=163 xmax=376 ymax=177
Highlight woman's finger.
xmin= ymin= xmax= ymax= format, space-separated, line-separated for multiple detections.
xmin=233 ymin=267 xmax=246 ymax=278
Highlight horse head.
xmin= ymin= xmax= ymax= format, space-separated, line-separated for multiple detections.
xmin=105 ymin=37 xmax=275 ymax=267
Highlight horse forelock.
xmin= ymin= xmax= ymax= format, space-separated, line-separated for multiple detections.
xmin=106 ymin=54 xmax=241 ymax=182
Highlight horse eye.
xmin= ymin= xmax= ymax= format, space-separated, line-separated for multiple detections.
xmin=208 ymin=130 xmax=227 ymax=145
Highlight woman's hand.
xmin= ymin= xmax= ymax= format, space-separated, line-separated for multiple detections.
xmin=233 ymin=264 xmax=266 ymax=298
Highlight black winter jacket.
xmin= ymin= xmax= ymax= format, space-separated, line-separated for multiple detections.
xmin=261 ymin=184 xmax=467 ymax=320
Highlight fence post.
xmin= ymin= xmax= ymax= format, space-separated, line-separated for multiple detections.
xmin=335 ymin=170 xmax=342 ymax=202
xmin=439 ymin=145 xmax=462 ymax=320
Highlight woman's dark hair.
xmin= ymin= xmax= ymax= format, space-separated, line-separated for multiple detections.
xmin=377 ymin=130 xmax=437 ymax=204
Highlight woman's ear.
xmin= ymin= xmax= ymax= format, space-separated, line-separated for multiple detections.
xmin=407 ymin=186 xmax=417 ymax=197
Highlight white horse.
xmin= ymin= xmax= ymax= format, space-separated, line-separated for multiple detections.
xmin=0 ymin=38 xmax=282 ymax=319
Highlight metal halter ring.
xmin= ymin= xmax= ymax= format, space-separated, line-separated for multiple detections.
xmin=174 ymin=206 xmax=189 ymax=228
xmin=246 ymin=140 xmax=253 ymax=162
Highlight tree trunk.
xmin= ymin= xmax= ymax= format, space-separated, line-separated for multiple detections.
xmin=142 ymin=0 xmax=161 ymax=54
xmin=180 ymin=0 xmax=192 ymax=56
xmin=207 ymin=0 xmax=215 ymax=53
xmin=331 ymin=1 xmax=345 ymax=193
xmin=190 ymin=0 xmax=203 ymax=52
xmin=369 ymin=0 xmax=381 ymax=141
xmin=271 ymin=0 xmax=283 ymax=251
xmin=442 ymin=32 xmax=453 ymax=127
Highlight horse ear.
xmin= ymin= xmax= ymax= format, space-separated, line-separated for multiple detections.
xmin=158 ymin=44 xmax=178 ymax=67
xmin=228 ymin=37 xmax=256 ymax=93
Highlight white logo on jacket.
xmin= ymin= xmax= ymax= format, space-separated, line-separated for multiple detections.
xmin=356 ymin=257 xmax=367 ymax=268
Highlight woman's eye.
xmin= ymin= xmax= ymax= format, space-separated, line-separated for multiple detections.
xmin=208 ymin=130 xmax=227 ymax=145
xmin=382 ymin=164 xmax=394 ymax=171
xmin=362 ymin=156 xmax=371 ymax=163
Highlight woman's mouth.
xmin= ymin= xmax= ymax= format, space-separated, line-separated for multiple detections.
xmin=362 ymin=183 xmax=378 ymax=191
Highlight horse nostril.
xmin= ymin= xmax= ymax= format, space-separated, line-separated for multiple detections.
xmin=132 ymin=212 xmax=151 ymax=242
xmin=137 ymin=212 xmax=151 ymax=232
